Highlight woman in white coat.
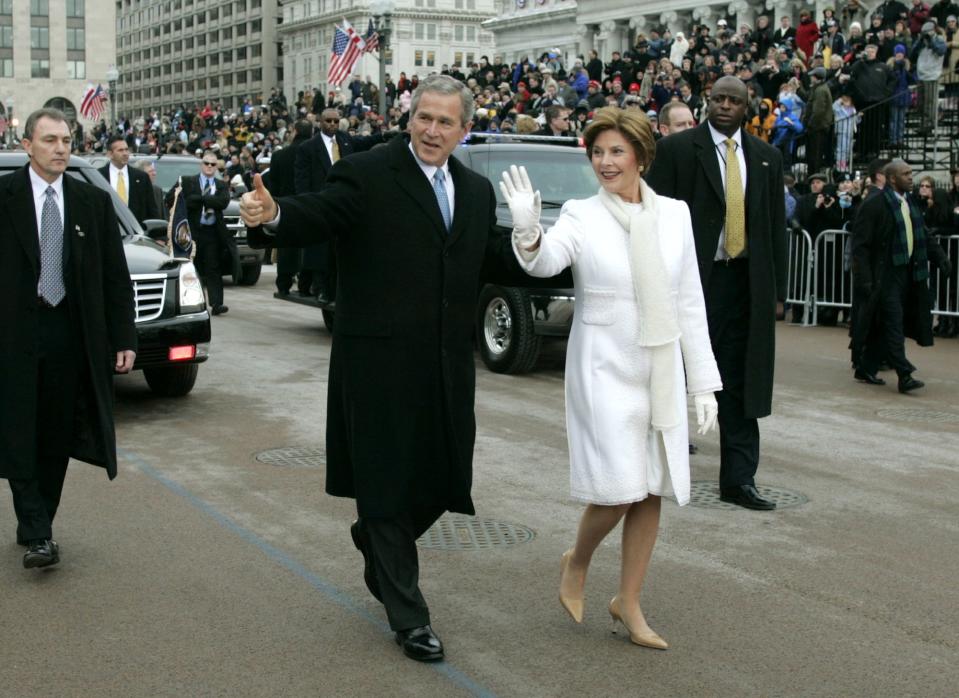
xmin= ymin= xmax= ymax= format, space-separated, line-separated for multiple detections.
xmin=500 ymin=108 xmax=721 ymax=650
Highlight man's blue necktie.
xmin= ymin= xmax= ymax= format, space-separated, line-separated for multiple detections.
xmin=200 ymin=177 xmax=215 ymax=225
xmin=433 ymin=169 xmax=452 ymax=232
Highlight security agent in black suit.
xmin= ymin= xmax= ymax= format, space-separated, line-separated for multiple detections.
xmin=293 ymin=108 xmax=383 ymax=303
xmin=0 ymin=109 xmax=136 ymax=569
xmin=98 ymin=134 xmax=161 ymax=227
xmin=240 ymin=76 xmax=524 ymax=662
xmin=263 ymin=119 xmax=313 ymax=295
xmin=165 ymin=151 xmax=233 ymax=314
xmin=646 ymin=77 xmax=787 ymax=511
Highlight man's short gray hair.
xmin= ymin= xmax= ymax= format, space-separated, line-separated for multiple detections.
xmin=410 ymin=74 xmax=475 ymax=126
xmin=24 ymin=108 xmax=69 ymax=140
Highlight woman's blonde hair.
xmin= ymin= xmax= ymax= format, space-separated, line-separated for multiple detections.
xmin=515 ymin=114 xmax=539 ymax=133
xmin=582 ymin=107 xmax=656 ymax=172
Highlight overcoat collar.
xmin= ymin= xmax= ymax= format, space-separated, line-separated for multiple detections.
xmin=388 ymin=135 xmax=470 ymax=246
xmin=692 ymin=122 xmax=725 ymax=203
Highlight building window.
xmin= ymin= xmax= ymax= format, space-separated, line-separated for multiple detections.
xmin=236 ymin=22 xmax=247 ymax=36
xmin=209 ymin=8 xmax=218 ymax=21
xmin=455 ymin=0 xmax=462 ymax=7
xmin=251 ymin=44 xmax=261 ymax=58
xmin=0 ymin=0 xmax=12 ymax=15
xmin=223 ymin=50 xmax=232 ymax=63
xmin=31 ymin=59 xmax=50 ymax=77
xmin=0 ymin=25 xmax=12 ymax=48
xmin=197 ymin=56 xmax=206 ymax=69
xmin=415 ymin=49 xmax=423 ymax=66
xmin=427 ymin=24 xmax=436 ymax=40
xmin=237 ymin=46 xmax=247 ymax=60
xmin=427 ymin=50 xmax=435 ymax=67
xmin=467 ymin=27 xmax=475 ymax=41
xmin=467 ymin=0 xmax=475 ymax=8
xmin=414 ymin=23 xmax=423 ymax=40
xmin=237 ymin=70 xmax=246 ymax=84
xmin=454 ymin=25 xmax=463 ymax=41
xmin=252 ymin=67 xmax=261 ymax=81
xmin=251 ymin=19 xmax=261 ymax=33
xmin=454 ymin=51 xmax=462 ymax=67
xmin=66 ymin=27 xmax=85 ymax=51
xmin=31 ymin=26 xmax=50 ymax=49
xmin=30 ymin=0 xmax=48 ymax=16
xmin=466 ymin=52 xmax=474 ymax=66
xmin=67 ymin=60 xmax=85 ymax=79
xmin=210 ymin=52 xmax=219 ymax=66
xmin=222 ymin=27 xmax=232 ymax=40
xmin=0 ymin=58 xmax=13 ymax=77
xmin=67 ymin=0 xmax=85 ymax=16
xmin=223 ymin=72 xmax=232 ymax=85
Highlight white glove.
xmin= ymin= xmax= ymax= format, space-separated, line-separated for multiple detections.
xmin=499 ymin=165 xmax=543 ymax=257
xmin=693 ymin=392 xmax=719 ymax=436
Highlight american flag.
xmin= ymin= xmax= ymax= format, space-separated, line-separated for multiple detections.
xmin=80 ymin=83 xmax=109 ymax=121
xmin=327 ymin=20 xmax=365 ymax=86
xmin=363 ymin=18 xmax=379 ymax=53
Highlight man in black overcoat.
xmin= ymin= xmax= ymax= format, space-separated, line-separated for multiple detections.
xmin=165 ymin=151 xmax=235 ymax=315
xmin=240 ymin=75 xmax=522 ymax=662
xmin=850 ymin=160 xmax=934 ymax=392
xmin=293 ymin=108 xmax=383 ymax=303
xmin=647 ymin=76 xmax=787 ymax=511
xmin=98 ymin=134 xmax=160 ymax=227
xmin=0 ymin=109 xmax=136 ymax=569
xmin=263 ymin=119 xmax=313 ymax=296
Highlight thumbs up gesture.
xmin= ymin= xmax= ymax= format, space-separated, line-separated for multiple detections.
xmin=239 ymin=173 xmax=278 ymax=227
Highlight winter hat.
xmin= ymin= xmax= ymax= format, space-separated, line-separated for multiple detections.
xmin=810 ymin=67 xmax=828 ymax=79
xmin=588 ymin=79 xmax=601 ymax=89
xmin=894 ymin=43 xmax=907 ymax=55
xmin=850 ymin=21 xmax=862 ymax=32
xmin=921 ymin=21 xmax=935 ymax=33
xmin=629 ymin=82 xmax=641 ymax=92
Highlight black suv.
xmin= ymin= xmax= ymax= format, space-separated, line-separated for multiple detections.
xmin=0 ymin=154 xmax=211 ymax=396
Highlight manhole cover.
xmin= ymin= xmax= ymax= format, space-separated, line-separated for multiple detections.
xmin=255 ymin=447 xmax=326 ymax=468
xmin=418 ymin=515 xmax=535 ymax=550
xmin=876 ymin=408 xmax=959 ymax=424
xmin=689 ymin=481 xmax=808 ymax=509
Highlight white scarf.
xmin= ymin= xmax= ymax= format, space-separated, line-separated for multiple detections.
xmin=598 ymin=180 xmax=681 ymax=430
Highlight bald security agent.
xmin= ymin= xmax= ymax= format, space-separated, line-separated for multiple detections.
xmin=240 ymin=75 xmax=524 ymax=662
xmin=0 ymin=108 xmax=136 ymax=569
xmin=646 ymin=76 xmax=787 ymax=511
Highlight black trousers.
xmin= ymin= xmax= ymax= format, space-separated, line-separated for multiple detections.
xmin=361 ymin=506 xmax=444 ymax=631
xmin=860 ymin=263 xmax=915 ymax=378
xmin=8 ymin=302 xmax=78 ymax=543
xmin=195 ymin=224 xmax=224 ymax=307
xmin=706 ymin=260 xmax=760 ymax=489
xmin=275 ymin=247 xmax=302 ymax=293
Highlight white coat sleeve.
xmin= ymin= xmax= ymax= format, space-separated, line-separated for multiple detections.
xmin=675 ymin=202 xmax=723 ymax=396
xmin=512 ymin=200 xmax=585 ymax=278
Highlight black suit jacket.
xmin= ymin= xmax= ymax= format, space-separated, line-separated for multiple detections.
xmin=647 ymin=122 xmax=786 ymax=419
xmin=263 ymin=136 xmax=309 ymax=198
xmin=98 ymin=164 xmax=160 ymax=226
xmin=0 ymin=166 xmax=136 ymax=480
xmin=249 ymin=135 xmax=522 ymax=519
xmin=294 ymin=130 xmax=383 ymax=194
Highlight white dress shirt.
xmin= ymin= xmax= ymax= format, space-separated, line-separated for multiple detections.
xmin=408 ymin=142 xmax=455 ymax=220
xmin=707 ymin=121 xmax=748 ymax=260
xmin=108 ymin=163 xmax=129 ymax=193
xmin=321 ymin=132 xmax=336 ymax=163
xmin=29 ymin=167 xmax=64 ymax=241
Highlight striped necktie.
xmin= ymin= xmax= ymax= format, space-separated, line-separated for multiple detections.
xmin=433 ymin=170 xmax=452 ymax=232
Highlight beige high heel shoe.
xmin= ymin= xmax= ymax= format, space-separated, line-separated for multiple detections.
xmin=608 ymin=596 xmax=668 ymax=650
xmin=559 ymin=549 xmax=584 ymax=623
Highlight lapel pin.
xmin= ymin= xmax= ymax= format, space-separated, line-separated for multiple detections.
xmin=75 ymin=225 xmax=85 ymax=237
xmin=762 ymin=161 xmax=769 ymax=167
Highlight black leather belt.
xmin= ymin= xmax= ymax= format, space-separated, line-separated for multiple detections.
xmin=714 ymin=257 xmax=748 ymax=265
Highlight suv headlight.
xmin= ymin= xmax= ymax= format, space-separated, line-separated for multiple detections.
xmin=178 ymin=262 xmax=206 ymax=313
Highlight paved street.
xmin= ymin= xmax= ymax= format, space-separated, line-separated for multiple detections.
xmin=2 ymin=266 xmax=957 ymax=697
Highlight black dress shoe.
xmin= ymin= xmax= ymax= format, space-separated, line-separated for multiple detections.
xmin=854 ymin=369 xmax=885 ymax=385
xmin=395 ymin=625 xmax=444 ymax=662
xmin=898 ymin=375 xmax=924 ymax=394
xmin=720 ymin=485 xmax=777 ymax=511
xmin=23 ymin=540 xmax=60 ymax=569
xmin=350 ymin=521 xmax=382 ymax=603
xmin=211 ymin=305 xmax=229 ymax=315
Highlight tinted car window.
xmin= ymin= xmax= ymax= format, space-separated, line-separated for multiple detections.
xmin=154 ymin=159 xmax=202 ymax=192
xmin=483 ymin=149 xmax=597 ymax=207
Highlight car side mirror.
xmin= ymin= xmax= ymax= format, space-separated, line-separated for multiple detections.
xmin=142 ymin=219 xmax=168 ymax=241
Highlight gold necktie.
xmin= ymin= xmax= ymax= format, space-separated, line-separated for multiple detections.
xmin=117 ymin=171 xmax=128 ymax=204
xmin=900 ymin=197 xmax=913 ymax=258
xmin=331 ymin=139 xmax=340 ymax=163
xmin=723 ymin=138 xmax=746 ymax=258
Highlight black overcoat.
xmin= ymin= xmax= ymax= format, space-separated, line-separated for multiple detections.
xmin=249 ymin=136 xmax=520 ymax=518
xmin=98 ymin=164 xmax=160 ymax=225
xmin=0 ymin=166 xmax=136 ymax=480
xmin=646 ymin=122 xmax=787 ymax=419
xmin=850 ymin=192 xmax=934 ymax=352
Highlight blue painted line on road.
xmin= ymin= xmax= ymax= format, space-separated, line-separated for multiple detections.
xmin=118 ymin=448 xmax=497 ymax=698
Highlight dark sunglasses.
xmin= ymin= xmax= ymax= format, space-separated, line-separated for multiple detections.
xmin=202 ymin=160 xmax=218 ymax=166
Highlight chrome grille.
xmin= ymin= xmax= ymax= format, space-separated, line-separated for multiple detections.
xmin=131 ymin=273 xmax=168 ymax=323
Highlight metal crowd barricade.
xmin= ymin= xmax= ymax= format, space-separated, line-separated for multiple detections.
xmin=785 ymin=228 xmax=815 ymax=326
xmin=931 ymin=234 xmax=959 ymax=318
xmin=812 ymin=229 xmax=853 ymax=326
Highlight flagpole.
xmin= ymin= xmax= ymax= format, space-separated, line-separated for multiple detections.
xmin=370 ymin=0 xmax=395 ymax=118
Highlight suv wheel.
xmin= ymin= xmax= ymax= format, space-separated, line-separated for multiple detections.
xmin=143 ymin=364 xmax=199 ymax=397
xmin=476 ymin=285 xmax=540 ymax=374
xmin=238 ymin=262 xmax=262 ymax=286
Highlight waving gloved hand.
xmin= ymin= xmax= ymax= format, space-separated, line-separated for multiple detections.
xmin=499 ymin=165 xmax=543 ymax=258
xmin=693 ymin=392 xmax=719 ymax=436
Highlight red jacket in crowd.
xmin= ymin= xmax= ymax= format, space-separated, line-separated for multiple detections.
xmin=796 ymin=18 xmax=821 ymax=62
